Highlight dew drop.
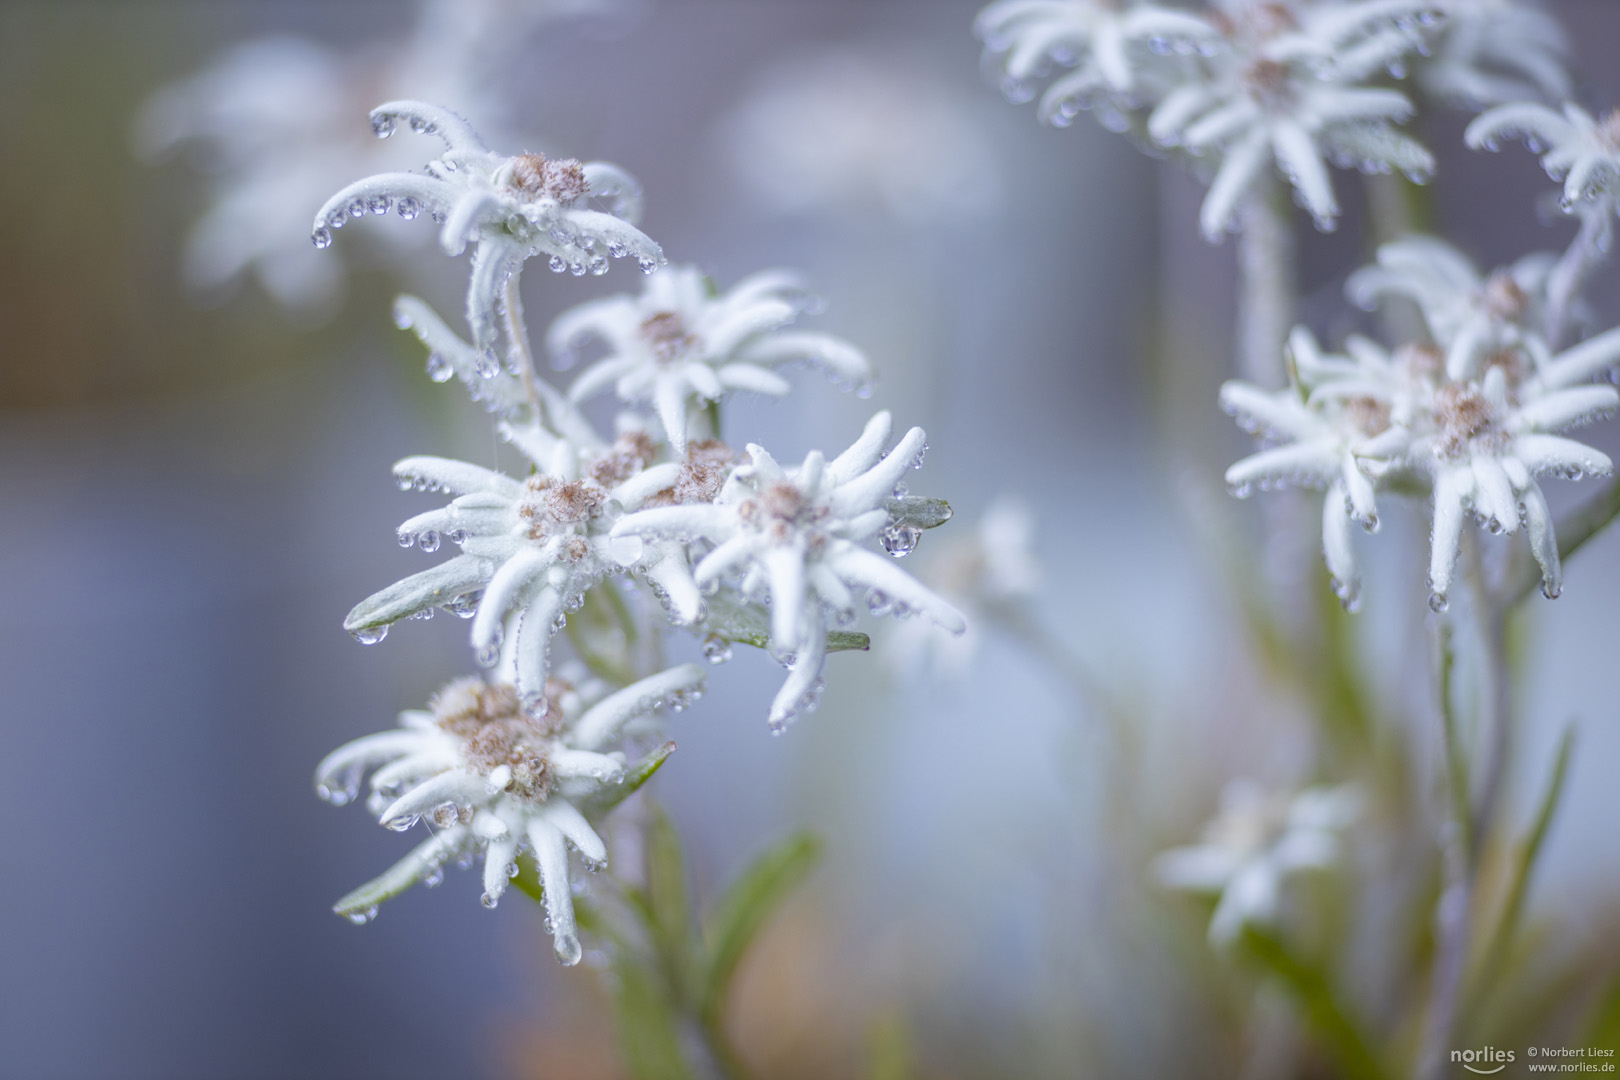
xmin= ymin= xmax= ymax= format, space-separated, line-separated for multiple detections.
xmin=426 ymin=352 xmax=454 ymax=382
xmin=476 ymin=641 xmax=501 ymax=668
xmin=866 ymin=589 xmax=892 ymax=616
xmin=397 ymin=196 xmax=421 ymax=220
xmin=423 ymin=866 xmax=445 ymax=888
xmin=397 ymin=530 xmax=416 ymax=549
xmin=555 ymin=931 xmax=583 ymax=966
xmin=366 ymin=195 xmax=392 ymax=216
xmin=1428 ymin=591 xmax=1449 ymax=613
xmin=351 ymin=624 xmax=389 ymax=645
xmin=311 ymin=227 xmax=333 ymax=249
xmin=880 ymin=524 xmax=921 ymax=557
xmin=549 ymin=255 xmax=566 ymax=273
xmin=418 ymin=530 xmax=441 ymax=553
xmin=701 ymin=632 xmax=733 ymax=664
xmin=637 ymin=257 xmax=658 ymax=274
xmin=384 ymin=813 xmax=418 ymax=832
xmin=481 ymin=891 xmax=499 ymax=909
xmin=344 ymin=906 xmax=378 ymax=925
xmin=371 ymin=114 xmax=396 ymax=138
xmin=347 ymin=198 xmax=367 ymax=220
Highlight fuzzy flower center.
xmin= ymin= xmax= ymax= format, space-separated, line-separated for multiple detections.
xmin=507 ymin=153 xmax=588 ymax=204
xmin=519 ymin=474 xmax=607 ymax=545
xmin=431 ymin=678 xmax=568 ymax=802
xmin=640 ymin=311 xmax=699 ymax=364
xmin=1343 ymin=396 xmax=1391 ymax=437
xmin=1600 ymin=110 xmax=1620 ymax=154
xmin=1434 ymin=383 xmax=1506 ymax=458
xmin=1243 ymin=58 xmax=1298 ymax=111
xmin=739 ymin=480 xmax=832 ymax=546
xmin=1482 ymin=272 xmax=1529 ymax=323
xmin=590 ymin=431 xmax=660 ymax=487
xmin=1400 ymin=342 xmax=1446 ymax=382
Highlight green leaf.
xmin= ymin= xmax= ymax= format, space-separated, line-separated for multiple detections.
xmin=611 ymin=954 xmax=699 ymax=1080
xmin=332 ymin=829 xmax=465 ymax=920
xmin=1469 ymin=725 xmax=1575 ymax=1014
xmin=704 ymin=596 xmax=869 ymax=653
xmin=884 ymin=496 xmax=953 ymax=530
xmin=1240 ymin=925 xmax=1390 ymax=1080
xmin=866 ymin=1014 xmax=915 ymax=1080
xmin=1438 ymin=623 xmax=1474 ymax=862
xmin=578 ymin=741 xmax=677 ymax=818
xmin=343 ymin=556 xmax=489 ymax=634
xmin=642 ymin=808 xmax=697 ymax=1006
xmin=700 ymin=831 xmax=822 ymax=1025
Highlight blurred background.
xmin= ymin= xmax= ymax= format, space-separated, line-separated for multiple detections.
xmin=4 ymin=1 xmax=1620 ymax=1077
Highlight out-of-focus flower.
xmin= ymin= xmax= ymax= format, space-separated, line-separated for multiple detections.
xmin=1155 ymin=781 xmax=1362 ymax=945
xmin=975 ymin=0 xmax=1440 ymax=240
xmin=1417 ymin=0 xmax=1569 ymax=109
xmin=975 ymin=0 xmax=1218 ymax=109
xmin=315 ymin=667 xmax=703 ymax=964
xmin=1346 ymin=236 xmax=1555 ymax=380
xmin=315 ymin=101 xmax=663 ymax=353
xmin=1221 ymin=328 xmax=1402 ymax=608
xmin=133 ymin=0 xmax=623 ymax=313
xmin=550 ymin=266 xmax=871 ymax=454
xmin=1467 ymin=101 xmax=1620 ymax=214
xmin=1223 ymin=239 xmax=1620 ymax=609
xmin=886 ymin=497 xmax=1041 ymax=676
xmin=613 ymin=412 xmax=967 ymax=729
xmin=719 ymin=49 xmax=1003 ymax=222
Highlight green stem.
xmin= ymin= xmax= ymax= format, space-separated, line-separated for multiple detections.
xmin=1466 ymin=725 xmax=1575 ymax=1020
xmin=1242 ymin=926 xmax=1390 ymax=1080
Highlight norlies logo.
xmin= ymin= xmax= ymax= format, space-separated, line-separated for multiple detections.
xmin=1452 ymin=1046 xmax=1516 ymax=1074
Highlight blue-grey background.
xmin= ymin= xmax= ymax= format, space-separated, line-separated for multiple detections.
xmin=2 ymin=2 xmax=1619 ymax=1077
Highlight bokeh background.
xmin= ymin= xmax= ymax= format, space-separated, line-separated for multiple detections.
xmin=4 ymin=1 xmax=1620 ymax=1077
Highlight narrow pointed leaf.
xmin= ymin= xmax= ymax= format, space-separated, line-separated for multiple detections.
xmin=700 ymin=831 xmax=822 ymax=1024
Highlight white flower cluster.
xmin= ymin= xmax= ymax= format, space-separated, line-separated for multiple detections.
xmin=976 ymin=0 xmax=1453 ymax=239
xmin=1222 ymin=236 xmax=1620 ymax=611
xmin=1156 ymin=781 xmax=1362 ymax=945
xmin=315 ymin=107 xmax=966 ymax=950
xmin=317 ymin=667 xmax=700 ymax=963
xmin=134 ymin=0 xmax=615 ymax=312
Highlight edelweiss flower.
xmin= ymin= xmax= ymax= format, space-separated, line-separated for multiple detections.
xmin=315 ymin=666 xmax=705 ymax=964
xmin=1146 ymin=0 xmax=1438 ymax=239
xmin=1467 ymin=101 xmax=1620 ymax=215
xmin=343 ymin=415 xmax=693 ymax=710
xmin=974 ymin=0 xmax=1218 ymax=123
xmin=1225 ymin=311 xmax=1620 ymax=609
xmin=313 ymin=101 xmax=664 ymax=352
xmin=1347 ymin=236 xmax=1555 ymax=380
xmin=1222 ymin=329 xmax=1404 ymax=608
xmin=134 ymin=0 xmax=614 ymax=311
xmin=612 ymin=412 xmax=967 ymax=729
xmin=1357 ymin=340 xmax=1620 ymax=608
xmin=1155 ymin=781 xmax=1361 ymax=945
xmin=1416 ymin=0 xmax=1569 ymax=109
xmin=549 ymin=265 xmax=871 ymax=453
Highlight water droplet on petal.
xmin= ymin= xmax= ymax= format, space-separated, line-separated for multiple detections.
xmin=555 ymin=931 xmax=583 ymax=965
xmin=311 ymin=227 xmax=333 ymax=249
xmin=481 ymin=891 xmax=499 ymax=909
xmin=371 ymin=114 xmax=396 ymax=138
xmin=426 ymin=352 xmax=454 ymax=382
xmin=351 ymin=624 xmax=389 ymax=645
xmin=397 ymin=196 xmax=421 ymax=220
xmin=1428 ymin=591 xmax=1449 ymax=613
xmin=418 ymin=530 xmax=441 ymax=554
xmin=880 ymin=524 xmax=920 ymax=557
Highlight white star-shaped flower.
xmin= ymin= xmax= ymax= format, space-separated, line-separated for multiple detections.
xmin=1222 ymin=328 xmax=1410 ymax=607
xmin=1416 ymin=0 xmax=1569 ymax=109
xmin=1357 ymin=343 xmax=1620 ymax=608
xmin=1346 ymin=236 xmax=1556 ymax=380
xmin=611 ymin=412 xmax=967 ymax=729
xmin=549 ymin=265 xmax=871 ymax=453
xmin=313 ymin=101 xmax=664 ymax=353
xmin=1155 ymin=781 xmax=1361 ymax=946
xmin=343 ymin=416 xmax=695 ymax=711
xmin=315 ymin=666 xmax=704 ymax=964
xmin=1147 ymin=0 xmax=1438 ymax=239
xmin=1467 ymin=101 xmax=1620 ymax=216
xmin=974 ymin=0 xmax=1218 ymax=124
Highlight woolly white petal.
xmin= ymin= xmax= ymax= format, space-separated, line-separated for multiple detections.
xmin=526 ymin=818 xmax=582 ymax=964
xmin=571 ymin=664 xmax=707 ymax=751
xmin=472 ymin=548 xmax=548 ymax=649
